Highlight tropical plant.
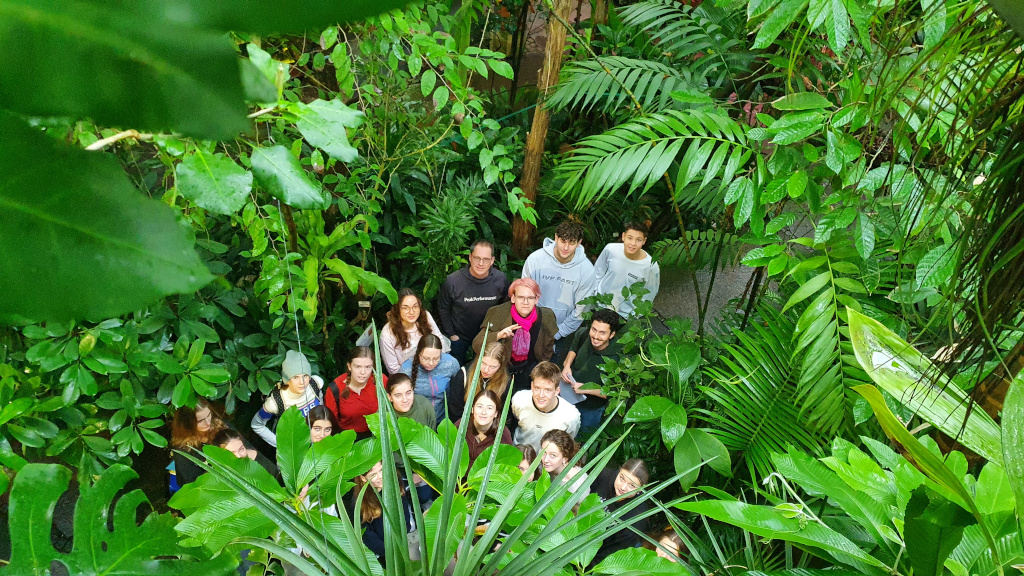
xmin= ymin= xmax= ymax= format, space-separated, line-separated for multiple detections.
xmin=0 ymin=462 xmax=235 ymax=575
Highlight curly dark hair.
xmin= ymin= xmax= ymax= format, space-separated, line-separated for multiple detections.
xmin=555 ymin=220 xmax=584 ymax=243
xmin=590 ymin=308 xmax=621 ymax=333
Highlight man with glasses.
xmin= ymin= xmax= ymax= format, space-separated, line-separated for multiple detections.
xmin=437 ymin=239 xmax=510 ymax=364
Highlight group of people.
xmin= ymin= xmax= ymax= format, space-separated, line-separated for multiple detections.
xmin=170 ymin=220 xmax=682 ymax=566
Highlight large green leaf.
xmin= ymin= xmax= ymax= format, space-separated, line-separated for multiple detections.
xmin=1001 ymin=372 xmax=1024 ymax=538
xmin=592 ymin=544 xmax=690 ymax=575
xmin=904 ymin=487 xmax=972 ymax=576
xmin=847 ymin=308 xmax=1003 ymax=464
xmin=276 ymin=407 xmax=311 ymax=494
xmin=152 ymin=0 xmax=415 ymax=34
xmin=624 ymin=395 xmax=677 ymax=422
xmin=674 ymin=428 xmax=731 ymax=490
xmin=0 ymin=112 xmax=212 ymax=324
xmin=6 ymin=463 xmax=234 ymax=575
xmin=295 ymin=99 xmax=364 ymax=162
xmin=175 ymin=149 xmax=253 ymax=214
xmin=676 ymin=499 xmax=887 ymax=573
xmin=250 ymin=145 xmax=330 ymax=210
xmin=0 ymin=0 xmax=248 ymax=139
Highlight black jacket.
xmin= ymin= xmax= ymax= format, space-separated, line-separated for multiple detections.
xmin=436 ymin=266 xmax=510 ymax=340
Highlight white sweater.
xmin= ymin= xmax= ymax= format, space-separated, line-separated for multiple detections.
xmin=593 ymin=243 xmax=660 ymax=318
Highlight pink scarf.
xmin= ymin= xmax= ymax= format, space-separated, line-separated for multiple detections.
xmin=510 ymin=306 xmax=537 ymax=362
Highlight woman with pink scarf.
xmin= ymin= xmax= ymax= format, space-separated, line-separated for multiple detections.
xmin=473 ymin=278 xmax=558 ymax=379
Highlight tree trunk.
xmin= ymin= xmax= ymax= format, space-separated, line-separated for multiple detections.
xmin=511 ymin=0 xmax=574 ymax=258
xmin=593 ymin=0 xmax=609 ymax=27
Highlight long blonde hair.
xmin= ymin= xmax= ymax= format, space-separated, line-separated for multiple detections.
xmin=465 ymin=341 xmax=511 ymax=402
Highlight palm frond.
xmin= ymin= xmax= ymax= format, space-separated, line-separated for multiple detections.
xmin=651 ymin=230 xmax=744 ymax=271
xmin=556 ymin=108 xmax=751 ymax=208
xmin=699 ymin=306 xmax=832 ymax=484
xmin=618 ymin=0 xmax=752 ymax=89
xmin=546 ymin=56 xmax=701 ymax=113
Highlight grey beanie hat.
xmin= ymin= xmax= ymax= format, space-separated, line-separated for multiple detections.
xmin=282 ymin=350 xmax=312 ymax=382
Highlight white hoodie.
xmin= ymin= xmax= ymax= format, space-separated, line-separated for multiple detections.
xmin=522 ymin=238 xmax=596 ymax=339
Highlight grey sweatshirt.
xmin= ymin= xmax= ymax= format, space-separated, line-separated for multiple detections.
xmin=521 ymin=238 xmax=596 ymax=339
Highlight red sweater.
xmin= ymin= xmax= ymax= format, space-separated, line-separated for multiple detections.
xmin=325 ymin=373 xmax=383 ymax=433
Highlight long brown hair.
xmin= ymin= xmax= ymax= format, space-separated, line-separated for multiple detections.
xmin=171 ymin=399 xmax=225 ymax=449
xmin=410 ymin=334 xmax=444 ymax=384
xmin=352 ymin=462 xmax=404 ymax=524
xmin=465 ymin=341 xmax=510 ymax=402
xmin=467 ymin=389 xmax=501 ymax=438
xmin=340 ymin=346 xmax=373 ymax=400
xmin=387 ymin=288 xmax=432 ymax=351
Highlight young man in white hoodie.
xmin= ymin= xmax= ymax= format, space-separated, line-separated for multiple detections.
xmin=521 ymin=220 xmax=596 ymax=343
xmin=593 ymin=221 xmax=660 ymax=318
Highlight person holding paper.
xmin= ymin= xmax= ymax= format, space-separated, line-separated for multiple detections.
xmin=560 ymin=309 xmax=622 ymax=434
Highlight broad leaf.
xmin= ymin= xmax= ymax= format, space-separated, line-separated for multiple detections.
xmin=250 ymin=145 xmax=330 ymax=210
xmin=674 ymin=428 xmax=730 ymax=490
xmin=661 ymin=405 xmax=688 ymax=450
xmin=773 ymin=93 xmax=833 ymax=110
xmin=1002 ymin=372 xmax=1024 ymax=537
xmin=175 ymin=150 xmax=253 ymax=214
xmin=624 ymin=395 xmax=676 ymax=422
xmin=0 ymin=112 xmax=212 ymax=323
xmin=0 ymin=0 xmax=248 ymax=139
xmin=847 ymin=309 xmax=1003 ymax=464
xmin=7 ymin=463 xmax=234 ymax=575
xmin=853 ymin=384 xmax=1002 ymax=562
xmin=277 ymin=407 xmax=311 ymax=493
xmin=154 ymin=0 xmax=416 ymax=34
xmin=592 ymin=546 xmax=689 ymax=575
xmin=904 ymin=487 xmax=972 ymax=576
xmin=295 ymin=99 xmax=364 ymax=162
xmin=676 ymin=499 xmax=887 ymax=573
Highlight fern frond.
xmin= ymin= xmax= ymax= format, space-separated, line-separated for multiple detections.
xmin=700 ymin=306 xmax=832 ymax=484
xmin=651 ymin=230 xmax=744 ymax=271
xmin=556 ymin=108 xmax=751 ymax=208
xmin=546 ymin=57 xmax=700 ymax=113
xmin=619 ymin=0 xmax=752 ymax=89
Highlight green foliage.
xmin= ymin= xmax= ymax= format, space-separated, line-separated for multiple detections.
xmin=547 ymin=57 xmax=702 ymax=114
xmin=701 ymin=306 xmax=836 ymax=482
xmin=557 ymin=108 xmax=751 ymax=207
xmin=1 ymin=462 xmax=234 ymax=575
xmin=0 ymin=112 xmax=212 ymax=324
xmin=848 ymin=308 xmax=1003 ymax=463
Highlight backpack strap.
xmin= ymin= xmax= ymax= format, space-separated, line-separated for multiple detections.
xmin=327 ymin=378 xmax=344 ymax=418
xmin=271 ymin=388 xmax=285 ymax=415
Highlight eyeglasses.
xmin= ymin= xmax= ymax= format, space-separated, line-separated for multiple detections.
xmin=400 ymin=304 xmax=421 ymax=312
xmin=470 ymin=256 xmax=493 ymax=264
xmin=514 ymin=295 xmax=537 ymax=303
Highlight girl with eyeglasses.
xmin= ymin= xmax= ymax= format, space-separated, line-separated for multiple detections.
xmin=590 ymin=458 xmax=651 ymax=566
xmin=380 ymin=288 xmax=448 ymax=374
xmin=399 ymin=334 xmax=459 ymax=424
